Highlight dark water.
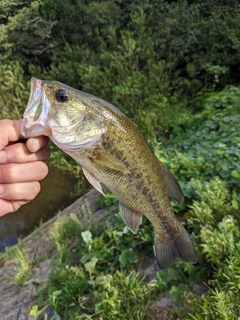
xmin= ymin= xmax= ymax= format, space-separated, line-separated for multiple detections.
xmin=0 ymin=166 xmax=79 ymax=252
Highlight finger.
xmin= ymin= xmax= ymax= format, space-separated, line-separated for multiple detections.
xmin=0 ymin=181 xmax=41 ymax=201
xmin=0 ymin=120 xmax=22 ymax=150
xmin=26 ymin=136 xmax=50 ymax=153
xmin=0 ymin=199 xmax=29 ymax=217
xmin=0 ymin=142 xmax=51 ymax=164
xmin=0 ymin=162 xmax=48 ymax=183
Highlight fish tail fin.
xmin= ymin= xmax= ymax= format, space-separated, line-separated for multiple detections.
xmin=154 ymin=226 xmax=197 ymax=270
xmin=154 ymin=235 xmax=176 ymax=270
xmin=175 ymin=226 xmax=197 ymax=264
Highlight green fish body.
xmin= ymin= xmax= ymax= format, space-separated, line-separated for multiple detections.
xmin=21 ymin=78 xmax=197 ymax=270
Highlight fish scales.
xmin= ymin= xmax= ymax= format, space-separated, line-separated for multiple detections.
xmin=21 ymin=78 xmax=197 ymax=270
xmin=74 ymin=107 xmax=179 ymax=236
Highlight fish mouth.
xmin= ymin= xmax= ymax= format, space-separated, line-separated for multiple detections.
xmin=21 ymin=78 xmax=52 ymax=138
xmin=21 ymin=117 xmax=52 ymax=137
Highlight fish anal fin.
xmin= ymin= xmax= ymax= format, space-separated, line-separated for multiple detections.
xmin=92 ymin=150 xmax=130 ymax=174
xmin=154 ymin=226 xmax=197 ymax=270
xmin=160 ymin=163 xmax=184 ymax=204
xmin=82 ymin=167 xmax=103 ymax=194
xmin=119 ymin=203 xmax=142 ymax=234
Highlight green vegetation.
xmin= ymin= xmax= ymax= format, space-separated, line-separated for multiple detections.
xmin=1 ymin=0 xmax=240 ymax=137
xmin=27 ymin=88 xmax=240 ymax=319
xmin=4 ymin=245 xmax=32 ymax=287
xmin=1 ymin=0 xmax=240 ymax=319
xmin=33 ymin=212 xmax=154 ymax=319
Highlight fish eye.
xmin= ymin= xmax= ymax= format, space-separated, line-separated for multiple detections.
xmin=55 ymin=89 xmax=69 ymax=102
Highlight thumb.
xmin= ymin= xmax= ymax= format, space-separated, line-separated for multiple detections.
xmin=0 ymin=120 xmax=23 ymax=150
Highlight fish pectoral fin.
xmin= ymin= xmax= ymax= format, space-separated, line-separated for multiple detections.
xmin=93 ymin=151 xmax=130 ymax=174
xmin=82 ymin=167 xmax=104 ymax=194
xmin=119 ymin=203 xmax=142 ymax=234
xmin=161 ymin=163 xmax=184 ymax=204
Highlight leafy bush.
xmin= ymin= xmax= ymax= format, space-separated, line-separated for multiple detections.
xmin=160 ymin=86 xmax=240 ymax=202
xmin=0 ymin=62 xmax=29 ymax=119
xmin=2 ymin=1 xmax=240 ymax=137
xmin=152 ymin=85 xmax=240 ymax=319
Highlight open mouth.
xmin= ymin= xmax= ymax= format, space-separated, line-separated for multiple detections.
xmin=21 ymin=78 xmax=52 ymax=138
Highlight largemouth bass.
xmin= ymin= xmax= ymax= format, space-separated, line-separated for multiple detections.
xmin=21 ymin=78 xmax=197 ymax=270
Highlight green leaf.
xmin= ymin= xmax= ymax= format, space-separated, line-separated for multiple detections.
xmin=84 ymin=257 xmax=98 ymax=274
xmin=29 ymin=305 xmax=39 ymax=316
xmin=66 ymin=304 xmax=81 ymax=319
xmin=231 ymin=169 xmax=240 ymax=179
xmin=232 ymin=199 xmax=239 ymax=210
xmin=170 ymin=283 xmax=187 ymax=305
xmin=219 ymin=169 xmax=230 ymax=179
xmin=158 ymin=267 xmax=182 ymax=284
xmin=119 ymin=249 xmax=138 ymax=268
xmin=215 ymin=149 xmax=224 ymax=155
xmin=80 ymin=253 xmax=90 ymax=264
xmin=81 ymin=231 xmax=93 ymax=244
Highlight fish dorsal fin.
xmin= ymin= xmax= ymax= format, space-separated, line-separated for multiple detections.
xmin=119 ymin=203 xmax=143 ymax=234
xmin=160 ymin=163 xmax=184 ymax=204
xmin=93 ymin=151 xmax=130 ymax=174
xmin=82 ymin=167 xmax=103 ymax=194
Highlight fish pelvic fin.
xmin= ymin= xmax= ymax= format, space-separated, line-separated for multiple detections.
xmin=82 ymin=167 xmax=104 ymax=194
xmin=119 ymin=202 xmax=143 ymax=234
xmin=154 ymin=226 xmax=197 ymax=271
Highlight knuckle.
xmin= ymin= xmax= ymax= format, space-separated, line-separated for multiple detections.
xmin=11 ymin=184 xmax=23 ymax=199
xmin=0 ymin=164 xmax=12 ymax=183
xmin=7 ymin=143 xmax=29 ymax=163
xmin=0 ymin=119 xmax=11 ymax=132
xmin=4 ymin=163 xmax=16 ymax=182
xmin=15 ymin=145 xmax=27 ymax=163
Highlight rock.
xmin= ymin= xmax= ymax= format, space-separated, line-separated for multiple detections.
xmin=159 ymin=297 xmax=175 ymax=308
xmin=192 ymin=283 xmax=208 ymax=296
xmin=137 ymin=256 xmax=159 ymax=282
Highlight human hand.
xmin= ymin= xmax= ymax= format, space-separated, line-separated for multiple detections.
xmin=0 ymin=119 xmax=51 ymax=216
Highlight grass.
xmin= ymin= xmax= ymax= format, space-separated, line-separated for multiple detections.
xmin=7 ymin=246 xmax=32 ymax=287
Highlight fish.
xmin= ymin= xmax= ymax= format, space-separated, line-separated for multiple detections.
xmin=21 ymin=78 xmax=197 ymax=270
